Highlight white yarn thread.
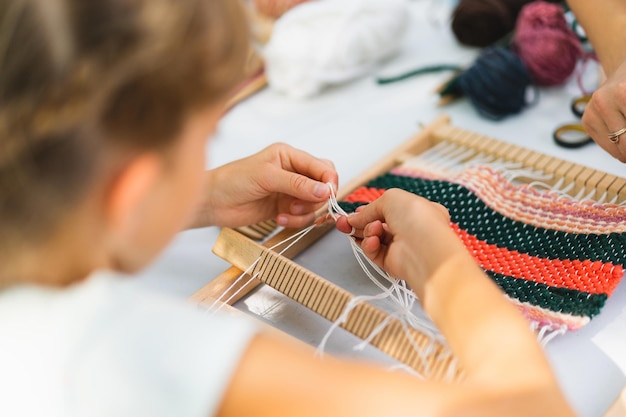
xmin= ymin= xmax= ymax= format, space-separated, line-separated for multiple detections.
xmin=263 ymin=0 xmax=409 ymax=98
xmin=206 ymin=224 xmax=317 ymax=314
xmin=402 ymin=142 xmax=609 ymax=205
xmin=316 ymin=182 xmax=448 ymax=376
xmin=530 ymin=321 xmax=568 ymax=347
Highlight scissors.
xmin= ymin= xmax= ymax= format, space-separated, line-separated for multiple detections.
xmin=553 ymin=95 xmax=594 ymax=149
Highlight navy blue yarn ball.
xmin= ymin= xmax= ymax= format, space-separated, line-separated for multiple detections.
xmin=446 ymin=46 xmax=532 ymax=120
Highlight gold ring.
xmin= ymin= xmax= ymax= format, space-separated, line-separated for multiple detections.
xmin=608 ymin=127 xmax=626 ymax=143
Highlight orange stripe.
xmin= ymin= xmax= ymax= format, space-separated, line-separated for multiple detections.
xmin=344 ymin=186 xmax=385 ymax=203
xmin=451 ymin=224 xmax=623 ymax=296
xmin=342 ymin=185 xmax=623 ymax=296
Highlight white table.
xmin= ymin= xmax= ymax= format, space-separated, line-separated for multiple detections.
xmin=137 ymin=2 xmax=626 ymax=416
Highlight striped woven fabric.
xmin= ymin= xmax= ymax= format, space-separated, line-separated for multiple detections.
xmin=339 ymin=165 xmax=626 ymax=333
xmin=392 ymin=164 xmax=626 ymax=234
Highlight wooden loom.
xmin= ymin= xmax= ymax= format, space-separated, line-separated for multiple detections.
xmin=190 ymin=115 xmax=626 ymax=381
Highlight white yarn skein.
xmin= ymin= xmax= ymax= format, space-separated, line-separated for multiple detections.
xmin=263 ymin=0 xmax=409 ymax=98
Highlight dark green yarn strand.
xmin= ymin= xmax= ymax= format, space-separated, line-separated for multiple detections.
xmin=376 ymin=64 xmax=463 ymax=85
xmin=488 ymin=271 xmax=606 ymax=318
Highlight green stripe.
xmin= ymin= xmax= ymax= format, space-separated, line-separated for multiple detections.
xmin=488 ymin=271 xmax=606 ymax=318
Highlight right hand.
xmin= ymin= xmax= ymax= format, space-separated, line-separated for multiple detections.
xmin=335 ymin=189 xmax=467 ymax=292
xmin=581 ymin=60 xmax=626 ymax=162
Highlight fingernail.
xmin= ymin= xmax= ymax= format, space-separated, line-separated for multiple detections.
xmin=277 ymin=215 xmax=288 ymax=226
xmin=313 ymin=183 xmax=326 ymax=198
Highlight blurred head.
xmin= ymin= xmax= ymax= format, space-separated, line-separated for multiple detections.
xmin=0 ymin=0 xmax=249 ymax=279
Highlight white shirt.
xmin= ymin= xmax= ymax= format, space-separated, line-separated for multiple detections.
xmin=0 ymin=271 xmax=257 ymax=417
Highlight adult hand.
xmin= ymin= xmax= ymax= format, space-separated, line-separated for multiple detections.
xmin=191 ymin=143 xmax=338 ymax=229
xmin=565 ymin=0 xmax=626 ymax=162
xmin=335 ymin=189 xmax=468 ymax=294
xmin=581 ymin=61 xmax=626 ymax=162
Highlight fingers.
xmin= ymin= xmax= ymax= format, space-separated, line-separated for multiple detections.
xmin=288 ymin=200 xmax=324 ymax=216
xmin=583 ymin=94 xmax=626 ymax=162
xmin=580 ymin=68 xmax=626 ymax=163
xmin=360 ymin=234 xmax=385 ymax=265
xmin=362 ymin=220 xmax=391 ymax=245
xmin=339 ymin=189 xmax=416 ymax=229
xmin=335 ymin=216 xmax=354 ymax=234
xmin=340 ymin=199 xmax=387 ymax=230
xmin=336 ymin=214 xmax=387 ymax=266
xmin=276 ymin=200 xmax=327 ymax=227
xmin=276 ymin=211 xmax=317 ymax=228
xmin=262 ymin=163 xmax=336 ymax=205
xmin=342 ymin=217 xmax=389 ymax=269
xmin=273 ymin=144 xmax=339 ymax=200
xmin=335 ymin=190 xmax=450 ymax=241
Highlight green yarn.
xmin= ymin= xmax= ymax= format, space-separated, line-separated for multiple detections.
xmin=376 ymin=64 xmax=462 ymax=85
xmin=488 ymin=272 xmax=606 ymax=318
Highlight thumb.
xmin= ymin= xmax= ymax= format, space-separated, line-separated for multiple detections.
xmin=272 ymin=169 xmax=331 ymax=202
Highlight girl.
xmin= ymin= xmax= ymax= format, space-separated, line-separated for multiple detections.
xmin=0 ymin=1 xmax=575 ymax=416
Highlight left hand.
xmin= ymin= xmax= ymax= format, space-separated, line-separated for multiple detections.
xmin=190 ymin=143 xmax=338 ymax=229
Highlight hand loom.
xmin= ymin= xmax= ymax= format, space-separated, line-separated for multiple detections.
xmin=190 ymin=115 xmax=626 ymax=385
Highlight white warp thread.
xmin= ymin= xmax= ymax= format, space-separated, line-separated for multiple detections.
xmin=316 ymin=183 xmax=449 ymax=377
xmin=206 ymin=224 xmax=316 ymax=314
xmin=263 ymin=0 xmax=409 ymax=98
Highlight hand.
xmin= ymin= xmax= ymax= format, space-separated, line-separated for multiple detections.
xmin=335 ymin=189 xmax=468 ymax=294
xmin=581 ymin=61 xmax=626 ymax=162
xmin=191 ymin=143 xmax=338 ymax=229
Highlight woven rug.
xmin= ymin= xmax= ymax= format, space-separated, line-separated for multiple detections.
xmin=338 ymin=163 xmax=626 ymax=335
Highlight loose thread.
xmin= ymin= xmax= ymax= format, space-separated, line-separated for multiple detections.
xmin=404 ymin=143 xmax=549 ymax=186
xmin=317 ymin=182 xmax=449 ymax=375
xmin=538 ymin=324 xmax=567 ymax=347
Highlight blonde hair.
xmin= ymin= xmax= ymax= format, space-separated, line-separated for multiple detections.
xmin=0 ymin=0 xmax=249 ymax=252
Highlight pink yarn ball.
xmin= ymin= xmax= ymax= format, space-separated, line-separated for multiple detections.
xmin=512 ymin=1 xmax=583 ymax=86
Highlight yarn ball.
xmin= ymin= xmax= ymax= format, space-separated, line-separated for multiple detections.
xmin=252 ymin=0 xmax=311 ymax=19
xmin=263 ymin=0 xmax=409 ymax=98
xmin=512 ymin=1 xmax=583 ymax=86
xmin=451 ymin=0 xmax=561 ymax=48
xmin=442 ymin=46 xmax=532 ymax=120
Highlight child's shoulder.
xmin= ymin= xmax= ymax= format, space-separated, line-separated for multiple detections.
xmin=0 ymin=272 xmax=258 ymax=417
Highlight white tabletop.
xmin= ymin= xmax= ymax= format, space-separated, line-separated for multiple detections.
xmin=136 ymin=2 xmax=626 ymax=416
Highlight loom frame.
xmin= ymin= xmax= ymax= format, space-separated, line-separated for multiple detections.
xmin=191 ymin=114 xmax=626 ymax=381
